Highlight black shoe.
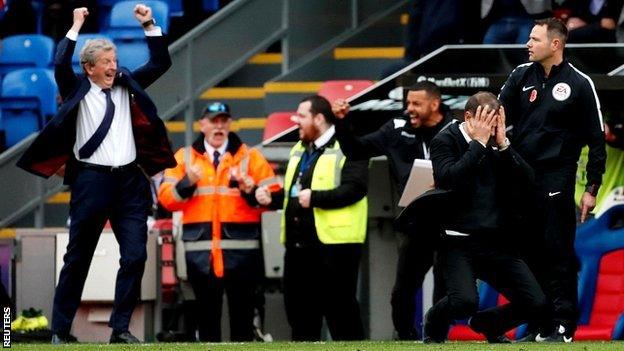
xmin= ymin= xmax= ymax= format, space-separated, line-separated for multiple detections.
xmin=423 ymin=310 xmax=446 ymax=343
xmin=468 ymin=316 xmax=511 ymax=343
xmin=535 ymin=325 xmax=573 ymax=343
xmin=516 ymin=332 xmax=538 ymax=342
xmin=394 ymin=328 xmax=419 ymax=341
xmin=486 ymin=334 xmax=512 ymax=343
xmin=51 ymin=333 xmax=77 ymax=344
xmin=110 ymin=331 xmax=141 ymax=344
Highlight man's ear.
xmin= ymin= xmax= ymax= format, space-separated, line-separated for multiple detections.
xmin=313 ymin=112 xmax=325 ymax=126
xmin=431 ymin=98 xmax=440 ymax=112
xmin=463 ymin=111 xmax=472 ymax=122
xmin=552 ymin=38 xmax=562 ymax=51
xmin=83 ymin=63 xmax=94 ymax=76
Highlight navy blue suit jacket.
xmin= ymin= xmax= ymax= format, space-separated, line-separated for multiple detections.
xmin=17 ymin=34 xmax=176 ymax=182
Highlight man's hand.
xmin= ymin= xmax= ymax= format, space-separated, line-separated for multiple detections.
xmin=134 ymin=4 xmax=153 ymax=29
xmin=567 ymin=17 xmax=587 ymax=30
xmin=332 ymin=99 xmax=350 ymax=119
xmin=600 ymin=18 xmax=616 ymax=30
xmin=186 ymin=164 xmax=202 ymax=184
xmin=255 ymin=186 xmax=272 ymax=206
xmin=71 ymin=7 xmax=89 ymax=33
xmin=466 ymin=105 xmax=496 ymax=145
xmin=238 ymin=174 xmax=256 ymax=194
xmin=495 ymin=106 xmax=507 ymax=147
xmin=298 ymin=189 xmax=311 ymax=208
xmin=580 ymin=192 xmax=597 ymax=223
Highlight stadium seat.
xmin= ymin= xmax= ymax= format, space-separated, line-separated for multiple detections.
xmin=71 ymin=34 xmax=114 ymax=73
xmin=165 ymin=0 xmax=183 ymax=17
xmin=105 ymin=0 xmax=170 ymax=40
xmin=263 ymin=111 xmax=297 ymax=142
xmin=203 ymin=0 xmax=219 ymax=12
xmin=0 ymin=34 xmax=55 ymax=76
xmin=318 ymin=80 xmax=374 ymax=103
xmin=0 ymin=68 xmax=58 ymax=147
xmin=116 ymin=41 xmax=150 ymax=71
xmin=574 ymin=204 xmax=624 ymax=340
xmin=2 ymin=68 xmax=57 ymax=118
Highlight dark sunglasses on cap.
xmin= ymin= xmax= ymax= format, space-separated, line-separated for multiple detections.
xmin=202 ymin=102 xmax=231 ymax=119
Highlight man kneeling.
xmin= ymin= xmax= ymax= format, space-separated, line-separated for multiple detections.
xmin=424 ymin=92 xmax=546 ymax=343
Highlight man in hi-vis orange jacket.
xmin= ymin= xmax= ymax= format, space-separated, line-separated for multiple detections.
xmin=158 ymin=102 xmax=279 ymax=342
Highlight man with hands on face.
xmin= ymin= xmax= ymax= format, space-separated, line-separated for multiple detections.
xmin=158 ymin=102 xmax=279 ymax=342
xmin=17 ymin=4 xmax=174 ymax=344
xmin=255 ymin=95 xmax=368 ymax=341
xmin=423 ymin=92 xmax=545 ymax=344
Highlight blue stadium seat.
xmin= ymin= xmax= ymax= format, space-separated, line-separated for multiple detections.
xmin=0 ymin=101 xmax=39 ymax=148
xmin=105 ymin=0 xmax=170 ymax=40
xmin=2 ymin=68 xmax=57 ymax=118
xmin=0 ymin=68 xmax=58 ymax=147
xmin=116 ymin=41 xmax=150 ymax=71
xmin=0 ymin=34 xmax=55 ymax=76
xmin=165 ymin=0 xmax=183 ymax=17
xmin=203 ymin=0 xmax=219 ymax=12
xmin=71 ymin=34 xmax=114 ymax=73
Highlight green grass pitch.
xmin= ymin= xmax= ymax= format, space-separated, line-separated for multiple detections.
xmin=7 ymin=341 xmax=624 ymax=351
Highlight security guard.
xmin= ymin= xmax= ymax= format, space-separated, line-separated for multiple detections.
xmin=498 ymin=18 xmax=606 ymax=342
xmin=256 ymin=95 xmax=368 ymax=341
xmin=158 ymin=102 xmax=279 ymax=341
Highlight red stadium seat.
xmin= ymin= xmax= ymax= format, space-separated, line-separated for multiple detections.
xmin=575 ymin=250 xmax=624 ymax=340
xmin=574 ymin=204 xmax=624 ymax=340
xmin=318 ymin=80 xmax=374 ymax=102
xmin=263 ymin=111 xmax=296 ymax=141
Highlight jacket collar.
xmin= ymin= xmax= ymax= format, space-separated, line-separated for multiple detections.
xmin=536 ymin=58 xmax=568 ymax=78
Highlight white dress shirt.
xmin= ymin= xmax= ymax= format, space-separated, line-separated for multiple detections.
xmin=68 ymin=27 xmax=162 ymax=166
xmin=204 ymin=139 xmax=228 ymax=163
xmin=313 ymin=125 xmax=336 ymax=149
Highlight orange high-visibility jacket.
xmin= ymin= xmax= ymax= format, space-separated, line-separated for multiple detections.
xmin=158 ymin=133 xmax=280 ymax=275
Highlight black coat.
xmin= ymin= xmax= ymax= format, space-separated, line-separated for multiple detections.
xmin=429 ymin=122 xmax=535 ymax=234
xmin=498 ymin=59 xmax=606 ymax=191
xmin=335 ymin=108 xmax=455 ymax=194
xmin=17 ymin=34 xmax=176 ymax=182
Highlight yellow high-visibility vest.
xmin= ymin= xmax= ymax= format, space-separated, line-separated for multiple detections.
xmin=281 ymin=141 xmax=367 ymax=244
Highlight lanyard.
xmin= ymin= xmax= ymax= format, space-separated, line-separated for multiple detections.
xmin=299 ymin=148 xmax=320 ymax=176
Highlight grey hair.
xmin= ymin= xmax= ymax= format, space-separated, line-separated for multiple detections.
xmin=79 ymin=39 xmax=116 ymax=71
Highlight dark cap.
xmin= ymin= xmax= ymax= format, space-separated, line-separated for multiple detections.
xmin=201 ymin=102 xmax=231 ymax=120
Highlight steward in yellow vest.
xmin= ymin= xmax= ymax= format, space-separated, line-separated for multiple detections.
xmin=255 ymin=95 xmax=368 ymax=341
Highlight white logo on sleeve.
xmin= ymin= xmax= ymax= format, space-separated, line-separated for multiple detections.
xmin=552 ymin=83 xmax=571 ymax=101
xmin=522 ymin=85 xmax=535 ymax=92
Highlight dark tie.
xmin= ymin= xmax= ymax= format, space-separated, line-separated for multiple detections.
xmin=79 ymin=88 xmax=115 ymax=159
xmin=213 ymin=150 xmax=220 ymax=169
